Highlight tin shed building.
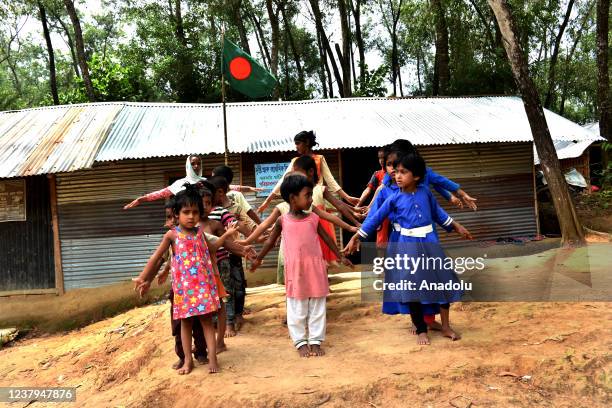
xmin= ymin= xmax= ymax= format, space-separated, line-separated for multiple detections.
xmin=0 ymin=96 xmax=599 ymax=294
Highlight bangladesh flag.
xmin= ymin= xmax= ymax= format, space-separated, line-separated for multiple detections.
xmin=222 ymin=37 xmax=277 ymax=98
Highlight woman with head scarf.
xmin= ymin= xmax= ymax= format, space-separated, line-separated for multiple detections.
xmin=124 ymin=155 xmax=260 ymax=209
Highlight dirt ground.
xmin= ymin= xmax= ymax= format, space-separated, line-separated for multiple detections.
xmin=1 ymin=244 xmax=611 ymax=407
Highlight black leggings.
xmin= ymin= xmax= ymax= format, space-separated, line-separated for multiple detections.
xmin=409 ymin=302 xmax=450 ymax=334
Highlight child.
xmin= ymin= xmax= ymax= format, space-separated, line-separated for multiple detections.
xmin=134 ymin=184 xmax=223 ymax=374
xmin=251 ymin=174 xmax=353 ymax=357
xmin=211 ymin=165 xmax=262 ymax=233
xmin=364 ymin=141 xmax=477 ymax=329
xmin=207 ymin=176 xmax=250 ymax=332
xmin=242 ymin=158 xmax=360 ymax=284
xmin=345 ymin=153 xmax=473 ymax=345
xmin=199 ymin=182 xmax=241 ymax=338
xmin=356 ymin=147 xmax=386 ymax=207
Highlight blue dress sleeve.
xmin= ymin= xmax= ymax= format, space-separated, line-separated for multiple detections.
xmin=426 ymin=167 xmax=460 ymax=195
xmin=433 ymin=185 xmax=452 ymax=201
xmin=428 ymin=189 xmax=455 ymax=232
xmin=358 ymin=193 xmax=395 ymax=240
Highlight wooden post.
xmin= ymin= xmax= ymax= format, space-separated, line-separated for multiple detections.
xmin=48 ymin=175 xmax=64 ymax=295
xmin=532 ymin=149 xmax=541 ymax=236
xmin=221 ymin=32 xmax=229 ymax=165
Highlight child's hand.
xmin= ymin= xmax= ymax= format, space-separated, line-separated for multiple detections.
xmin=455 ymin=223 xmax=473 ymax=240
xmin=343 ymin=235 xmax=360 ymax=255
xmin=459 ymin=191 xmax=478 ymax=211
xmin=132 ymin=277 xmax=151 ymax=298
xmin=157 ymin=271 xmax=168 ymax=285
xmin=256 ymin=203 xmax=268 ymax=214
xmin=350 ymin=226 xmax=359 ymax=233
xmin=226 ymin=220 xmax=239 ymax=235
xmin=340 ymin=256 xmax=354 ymax=269
xmin=449 ymin=194 xmax=463 ymax=209
xmin=248 ymin=186 xmax=265 ymax=193
xmin=244 ymin=246 xmax=257 ymax=261
xmin=123 ymin=198 xmax=141 ymax=210
xmin=249 ymin=258 xmax=262 ymax=272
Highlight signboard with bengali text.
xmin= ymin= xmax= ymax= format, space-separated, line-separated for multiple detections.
xmin=254 ymin=162 xmax=291 ymax=198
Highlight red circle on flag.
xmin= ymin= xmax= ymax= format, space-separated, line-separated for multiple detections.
xmin=229 ymin=57 xmax=252 ymax=80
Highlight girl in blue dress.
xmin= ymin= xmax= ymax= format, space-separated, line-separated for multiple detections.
xmin=346 ymin=152 xmax=473 ymax=345
xmin=365 ymin=140 xmax=476 ymax=330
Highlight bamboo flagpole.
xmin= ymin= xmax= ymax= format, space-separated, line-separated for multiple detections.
xmin=221 ymin=31 xmax=229 ymax=165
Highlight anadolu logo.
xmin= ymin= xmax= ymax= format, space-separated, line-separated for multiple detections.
xmin=229 ymin=56 xmax=252 ymax=80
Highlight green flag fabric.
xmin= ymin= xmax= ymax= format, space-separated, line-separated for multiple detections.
xmin=222 ymin=38 xmax=277 ymax=98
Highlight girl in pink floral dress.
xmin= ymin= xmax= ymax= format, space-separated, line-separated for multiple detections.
xmin=135 ymin=184 xmax=222 ymax=375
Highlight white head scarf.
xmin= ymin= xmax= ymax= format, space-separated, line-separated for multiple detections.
xmin=168 ymin=155 xmax=207 ymax=194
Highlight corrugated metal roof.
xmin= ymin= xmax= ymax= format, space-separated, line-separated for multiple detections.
xmin=0 ymin=103 xmax=122 ymax=178
xmin=0 ymin=96 xmax=600 ymax=177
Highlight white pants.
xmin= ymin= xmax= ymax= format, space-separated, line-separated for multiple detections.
xmin=286 ymin=297 xmax=326 ymax=349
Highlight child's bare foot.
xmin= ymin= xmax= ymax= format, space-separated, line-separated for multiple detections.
xmin=297 ymin=345 xmax=310 ymax=357
xmin=195 ymin=355 xmax=208 ymax=365
xmin=208 ymin=357 xmax=220 ymax=373
xmin=309 ymin=344 xmax=325 ymax=356
xmin=416 ymin=333 xmax=430 ymax=345
xmin=428 ymin=320 xmax=443 ymax=331
xmin=216 ymin=341 xmax=227 ymax=354
xmin=409 ymin=324 xmax=417 ymax=335
xmin=177 ymin=359 xmax=193 ymax=375
xmin=234 ymin=315 xmax=244 ymax=331
xmin=441 ymin=326 xmax=461 ymax=341
xmin=172 ymin=359 xmax=184 ymax=370
xmin=225 ymin=324 xmax=237 ymax=338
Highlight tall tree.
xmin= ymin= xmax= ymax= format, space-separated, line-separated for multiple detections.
xmin=337 ymin=0 xmax=352 ymax=96
xmin=171 ymin=0 xmax=199 ymax=102
xmin=349 ymin=0 xmax=366 ymax=90
xmin=279 ymin=3 xmax=305 ymax=93
xmin=378 ymin=0 xmax=404 ymax=96
xmin=231 ymin=0 xmax=250 ymax=54
xmin=487 ymin=0 xmax=585 ymax=247
xmin=596 ymin=0 xmax=610 ymax=142
xmin=431 ymin=0 xmax=449 ymax=95
xmin=62 ymin=0 xmax=95 ymax=101
xmin=543 ymin=0 xmax=575 ymax=109
xmin=265 ymin=0 xmax=280 ymax=78
xmin=37 ymin=0 xmax=59 ymax=104
xmin=308 ymin=0 xmax=344 ymax=96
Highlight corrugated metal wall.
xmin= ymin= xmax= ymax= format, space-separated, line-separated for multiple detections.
xmin=339 ymin=143 xmax=537 ymax=248
xmin=56 ymin=155 xmax=240 ymax=290
xmin=240 ymin=150 xmax=343 ymax=265
xmin=419 ymin=142 xmax=537 ymax=246
xmin=0 ymin=176 xmax=54 ymax=291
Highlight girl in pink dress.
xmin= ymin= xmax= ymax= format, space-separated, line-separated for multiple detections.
xmin=251 ymin=174 xmax=352 ymax=357
xmin=135 ymin=184 xmax=222 ymax=375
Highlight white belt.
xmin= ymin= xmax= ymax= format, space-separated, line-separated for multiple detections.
xmin=392 ymin=223 xmax=433 ymax=238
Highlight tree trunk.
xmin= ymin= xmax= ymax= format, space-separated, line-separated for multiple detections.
xmin=309 ymin=0 xmax=344 ymax=96
xmin=543 ymin=0 xmax=575 ymax=109
xmin=487 ymin=0 xmax=585 ymax=247
xmin=559 ymin=4 xmax=594 ymax=115
xmin=249 ymin=13 xmax=271 ymax=69
xmin=171 ymin=0 xmax=198 ymax=102
xmin=265 ymin=0 xmax=280 ymax=77
xmin=315 ymin=26 xmax=329 ymax=98
xmin=63 ymin=0 xmax=95 ymax=101
xmin=432 ymin=0 xmax=449 ymax=95
xmin=416 ymin=52 xmax=423 ymax=94
xmin=596 ymin=0 xmax=610 ymax=141
xmin=337 ymin=0 xmax=352 ymax=97
xmin=38 ymin=1 xmax=59 ymax=105
xmin=52 ymin=14 xmax=80 ymax=78
xmin=280 ymin=5 xmax=305 ymax=93
xmin=232 ymin=0 xmax=250 ymax=54
xmin=350 ymin=0 xmax=366 ymax=90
